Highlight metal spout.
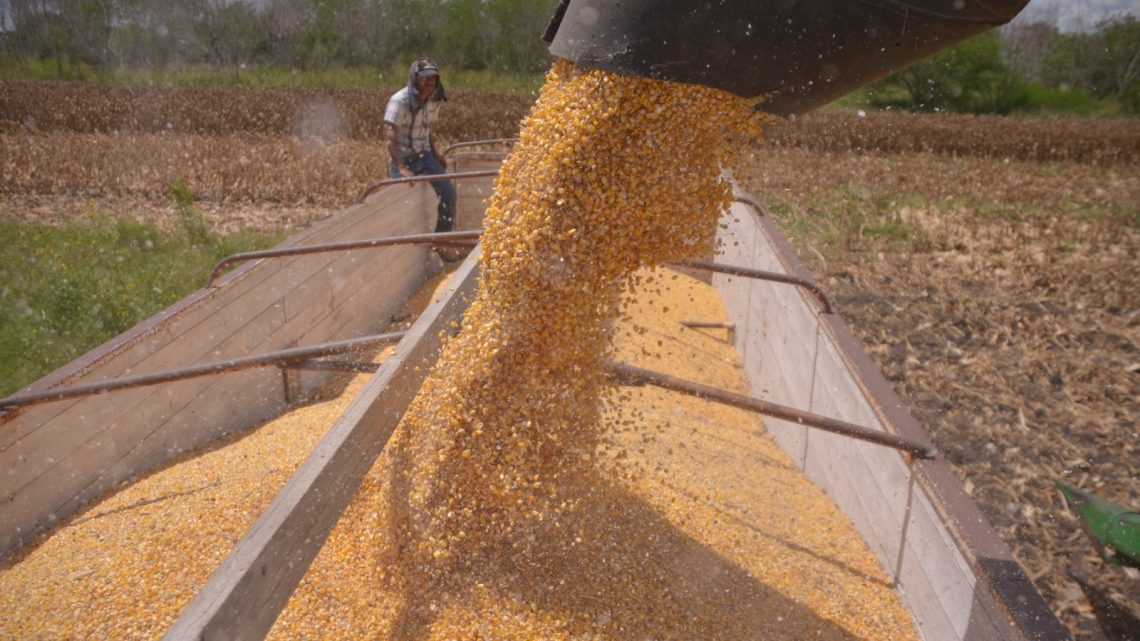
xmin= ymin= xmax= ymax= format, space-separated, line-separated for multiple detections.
xmin=543 ymin=0 xmax=1030 ymax=117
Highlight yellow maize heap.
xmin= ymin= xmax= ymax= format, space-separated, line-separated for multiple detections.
xmin=379 ymin=58 xmax=767 ymax=582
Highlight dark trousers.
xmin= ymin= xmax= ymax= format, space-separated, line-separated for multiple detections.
xmin=390 ymin=154 xmax=457 ymax=233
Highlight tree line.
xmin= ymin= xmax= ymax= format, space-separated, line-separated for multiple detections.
xmin=1 ymin=0 xmax=555 ymax=74
xmin=1 ymin=1 xmax=1137 ymax=115
xmin=867 ymin=15 xmax=1139 ymax=115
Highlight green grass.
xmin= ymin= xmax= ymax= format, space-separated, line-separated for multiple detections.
xmin=1072 ymin=199 xmax=1140 ymax=228
xmin=0 ymin=211 xmax=283 ymax=397
xmin=760 ymin=183 xmax=954 ymax=256
xmin=972 ymin=200 xmax=1025 ymax=222
xmin=861 ymin=221 xmax=911 ymax=241
xmin=830 ymin=82 xmax=1126 ymax=118
xmin=0 ymin=55 xmax=547 ymax=95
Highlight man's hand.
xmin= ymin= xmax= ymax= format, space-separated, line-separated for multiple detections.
xmin=398 ymin=166 xmax=415 ymax=179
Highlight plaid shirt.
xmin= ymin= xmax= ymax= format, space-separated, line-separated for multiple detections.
xmin=384 ymin=87 xmax=441 ymax=158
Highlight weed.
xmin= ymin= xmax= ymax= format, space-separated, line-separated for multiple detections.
xmin=973 ymin=201 xmax=1024 ymax=222
xmin=1121 ymin=206 xmax=1140 ymax=229
xmin=861 ymin=221 xmax=912 ymax=241
xmin=170 ymin=178 xmax=211 ymax=246
xmin=0 ymin=217 xmax=280 ymax=396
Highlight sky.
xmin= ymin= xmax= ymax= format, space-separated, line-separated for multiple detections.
xmin=1014 ymin=0 xmax=1140 ymax=31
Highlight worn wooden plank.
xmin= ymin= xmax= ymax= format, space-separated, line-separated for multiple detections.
xmin=747 ymin=281 xmax=818 ymax=409
xmin=2 ymin=301 xmax=294 ymax=545
xmin=1 ymin=196 xmax=422 ymax=463
xmin=8 ymin=288 xmax=292 ymax=485
xmin=53 ymin=248 xmax=427 ymax=530
xmin=451 ymin=157 xmax=501 ymax=232
xmin=774 ymin=285 xmax=1005 ymax=641
xmin=804 ymin=328 xmax=1006 ymax=641
xmin=0 ymin=184 xmax=438 ymax=557
xmin=162 ymin=248 xmax=481 ymax=641
xmin=709 ymin=199 xmax=1063 ymax=641
xmin=901 ymin=489 xmax=981 ymax=640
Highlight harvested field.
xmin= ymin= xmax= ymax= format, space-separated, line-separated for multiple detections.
xmin=0 ymin=81 xmax=532 ymax=142
xmin=1 ymin=82 xmax=1137 ymax=641
xmin=765 ymin=110 xmax=1140 ymax=165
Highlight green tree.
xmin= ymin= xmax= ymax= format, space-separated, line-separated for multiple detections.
xmin=194 ymin=0 xmax=268 ymax=70
xmin=376 ymin=0 xmax=442 ymax=65
xmin=870 ymin=30 xmax=1028 ymax=114
xmin=1089 ymin=15 xmax=1140 ymax=113
xmin=262 ymin=0 xmax=309 ymax=66
xmin=7 ymin=0 xmax=116 ymax=73
xmin=441 ymin=0 xmax=491 ymax=70
xmin=1002 ymin=20 xmax=1058 ymax=83
xmin=1039 ymin=16 xmax=1139 ymax=115
xmin=485 ymin=0 xmax=551 ymax=73
xmin=1041 ymin=30 xmax=1098 ymax=91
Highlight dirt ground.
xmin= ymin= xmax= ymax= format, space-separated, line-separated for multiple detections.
xmin=1 ymin=82 xmax=1137 ymax=640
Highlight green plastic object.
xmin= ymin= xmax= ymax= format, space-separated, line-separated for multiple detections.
xmin=1056 ymin=481 xmax=1140 ymax=569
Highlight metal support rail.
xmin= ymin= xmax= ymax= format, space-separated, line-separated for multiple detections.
xmin=673 ymin=259 xmax=834 ymax=314
xmin=0 ymin=332 xmax=406 ymax=412
xmin=679 ymin=320 xmax=735 ymax=330
xmin=606 ymin=361 xmax=937 ymax=459
xmin=357 ymin=169 xmax=499 ymax=203
xmin=735 ymin=193 xmax=766 ymax=215
xmin=679 ymin=320 xmax=735 ymax=342
xmin=443 ymin=138 xmax=518 ymax=155
xmin=207 ymin=231 xmax=482 ymax=286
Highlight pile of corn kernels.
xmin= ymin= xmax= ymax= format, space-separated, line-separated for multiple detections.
xmin=268 ymin=266 xmax=920 ymax=640
xmin=0 ymin=356 xmax=382 ymax=639
xmin=0 ymin=60 xmax=920 ymax=640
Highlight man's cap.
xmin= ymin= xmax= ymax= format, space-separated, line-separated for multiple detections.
xmin=416 ymin=60 xmax=440 ymax=77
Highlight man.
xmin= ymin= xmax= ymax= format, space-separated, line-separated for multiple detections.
xmin=384 ymin=57 xmax=458 ymax=241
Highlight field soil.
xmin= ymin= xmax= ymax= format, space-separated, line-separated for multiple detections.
xmin=1 ymin=80 xmax=1137 ymax=641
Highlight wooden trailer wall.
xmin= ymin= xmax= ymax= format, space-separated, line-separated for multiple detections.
xmin=451 ymin=150 xmax=508 ymax=231
xmin=712 ymin=198 xmax=1070 ymax=641
xmin=0 ymin=183 xmax=439 ymax=557
xmin=164 ymin=249 xmax=482 ymax=641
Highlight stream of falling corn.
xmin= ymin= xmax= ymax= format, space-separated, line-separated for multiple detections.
xmin=373 ymin=58 xmax=768 ymax=586
xmin=0 ymin=59 xmax=920 ymax=640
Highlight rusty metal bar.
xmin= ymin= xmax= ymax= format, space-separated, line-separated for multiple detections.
xmin=288 ymin=359 xmax=382 ymax=374
xmin=208 ymin=230 xmax=482 ymax=286
xmin=680 ymin=320 xmax=736 ymax=343
xmin=673 ymin=259 xmax=834 ymax=314
xmin=680 ymin=320 xmax=735 ymax=330
xmin=0 ymin=332 xmax=406 ymax=412
xmin=357 ymin=169 xmax=499 ymax=203
xmin=443 ymin=138 xmax=518 ymax=155
xmin=606 ymin=361 xmax=937 ymax=459
xmin=735 ymin=193 xmax=766 ymax=214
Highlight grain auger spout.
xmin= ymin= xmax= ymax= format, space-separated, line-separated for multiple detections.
xmin=542 ymin=0 xmax=1030 ymax=117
